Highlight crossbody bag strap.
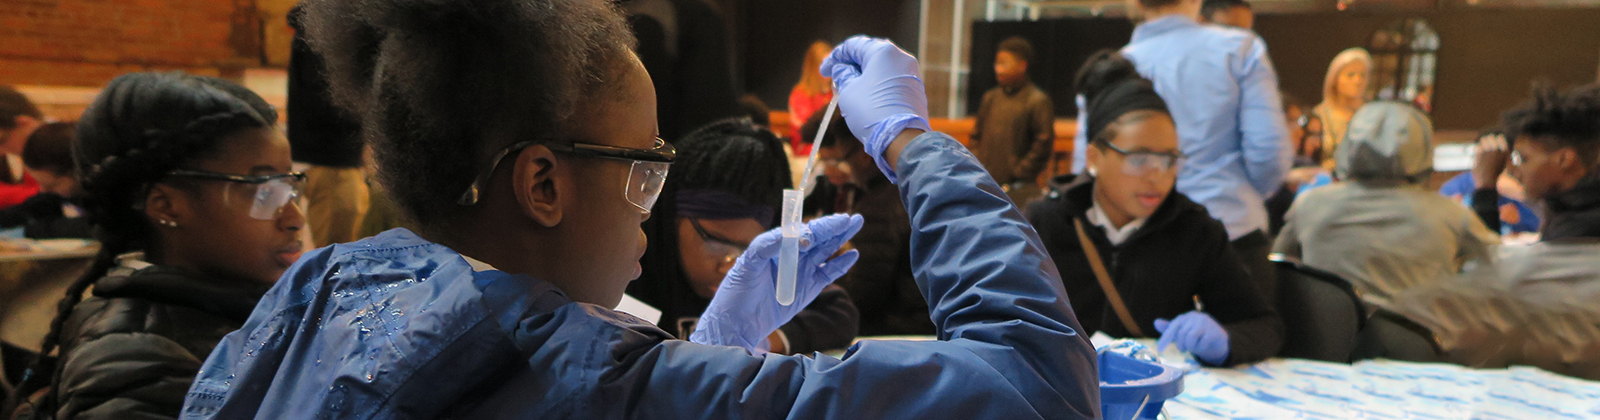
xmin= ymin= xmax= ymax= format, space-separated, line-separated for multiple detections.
xmin=1073 ymin=218 xmax=1145 ymax=337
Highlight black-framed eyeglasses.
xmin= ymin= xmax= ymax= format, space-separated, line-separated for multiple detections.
xmin=457 ymin=138 xmax=676 ymax=213
xmin=689 ymin=218 xmax=748 ymax=266
xmin=166 ymin=170 xmax=306 ymax=220
xmin=1094 ymin=139 xmax=1186 ymax=175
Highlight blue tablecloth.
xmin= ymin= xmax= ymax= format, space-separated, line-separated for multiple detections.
xmin=1161 ymin=358 xmax=1600 ymax=420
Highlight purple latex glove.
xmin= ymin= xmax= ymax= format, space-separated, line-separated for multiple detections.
xmin=690 ymin=214 xmax=864 ymax=354
xmin=1155 ymin=311 xmax=1231 ymax=365
xmin=819 ymin=36 xmax=932 ymax=183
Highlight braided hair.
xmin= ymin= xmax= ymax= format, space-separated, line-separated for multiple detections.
xmin=5 ymin=72 xmax=275 ymax=416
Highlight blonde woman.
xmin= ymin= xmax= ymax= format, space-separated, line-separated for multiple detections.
xmin=1314 ymin=47 xmax=1373 ymax=169
xmin=788 ymin=40 xmax=834 ymax=153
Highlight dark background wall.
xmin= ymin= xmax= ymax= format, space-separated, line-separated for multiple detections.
xmin=1257 ymin=8 xmax=1600 ymax=129
xmin=734 ymin=0 xmax=922 ymax=109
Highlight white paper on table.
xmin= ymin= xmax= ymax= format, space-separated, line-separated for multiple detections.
xmin=615 ymin=294 xmax=662 ymax=324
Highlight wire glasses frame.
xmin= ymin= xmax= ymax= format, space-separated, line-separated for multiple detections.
xmin=457 ymin=138 xmax=676 ymax=213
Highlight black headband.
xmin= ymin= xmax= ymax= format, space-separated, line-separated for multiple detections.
xmin=1085 ymin=78 xmax=1169 ymax=144
xmin=675 ymin=189 xmax=776 ymax=229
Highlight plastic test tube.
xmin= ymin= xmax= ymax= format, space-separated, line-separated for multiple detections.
xmin=776 ymin=189 xmax=802 ymax=306
xmin=777 ymin=97 xmax=840 ymax=306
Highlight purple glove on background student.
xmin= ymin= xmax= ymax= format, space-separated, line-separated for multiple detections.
xmin=1155 ymin=311 xmax=1231 ymax=365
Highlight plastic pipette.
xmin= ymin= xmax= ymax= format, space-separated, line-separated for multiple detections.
xmin=777 ymin=96 xmax=840 ymax=306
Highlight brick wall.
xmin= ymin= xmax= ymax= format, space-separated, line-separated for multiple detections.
xmin=0 ymin=0 xmax=263 ymax=87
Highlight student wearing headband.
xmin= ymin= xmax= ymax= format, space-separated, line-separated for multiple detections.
xmin=1073 ymin=0 xmax=1292 ymax=306
xmin=628 ymin=118 xmax=859 ymax=354
xmin=1028 ymin=51 xmax=1283 ymax=366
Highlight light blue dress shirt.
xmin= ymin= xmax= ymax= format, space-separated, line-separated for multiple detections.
xmin=1073 ymin=15 xmax=1291 ymax=239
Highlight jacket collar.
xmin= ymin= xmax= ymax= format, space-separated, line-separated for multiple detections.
xmin=92 ymin=262 xmax=272 ymax=323
xmin=1131 ymin=15 xmax=1200 ymax=43
xmin=1049 ymin=174 xmax=1192 ymax=243
xmin=1542 ymin=169 xmax=1600 ymax=240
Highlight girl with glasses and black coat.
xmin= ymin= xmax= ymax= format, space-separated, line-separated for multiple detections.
xmin=629 ymin=118 xmax=859 ymax=354
xmin=5 ymin=72 xmax=305 ymax=419
xmin=1025 ymin=51 xmax=1283 ymax=366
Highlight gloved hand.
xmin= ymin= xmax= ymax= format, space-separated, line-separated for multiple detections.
xmin=819 ymin=36 xmax=932 ymax=183
xmin=690 ymin=214 xmax=864 ymax=353
xmin=1154 ymin=311 xmax=1231 ymax=365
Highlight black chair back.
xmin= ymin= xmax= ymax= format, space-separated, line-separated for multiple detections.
xmin=1271 ymin=254 xmax=1365 ymax=362
xmin=1352 ymin=308 xmax=1444 ymax=362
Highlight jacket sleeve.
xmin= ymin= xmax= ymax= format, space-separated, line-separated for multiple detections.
xmin=55 ymin=332 xmax=201 ymax=419
xmin=1471 ymin=187 xmax=1503 ymax=233
xmin=788 ymin=88 xmax=808 ymax=137
xmin=1015 ymin=94 xmax=1056 ymax=181
xmin=1271 ymin=199 xmax=1303 ymax=258
xmin=0 ymin=193 xmax=64 ymax=229
xmin=1232 ymin=36 xmax=1292 ymax=196
xmin=1195 ymin=223 xmax=1285 ymax=366
xmin=777 ymin=285 xmax=859 ymax=354
xmin=1453 ymin=201 xmax=1501 ymax=270
xmin=549 ymin=132 xmax=1100 ymax=420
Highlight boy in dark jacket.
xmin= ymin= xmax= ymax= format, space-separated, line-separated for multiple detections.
xmin=971 ymin=36 xmax=1055 ymax=206
xmin=1025 ymin=51 xmax=1282 ymax=366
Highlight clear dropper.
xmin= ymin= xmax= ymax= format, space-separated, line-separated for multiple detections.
xmin=777 ymin=96 xmax=840 ymax=306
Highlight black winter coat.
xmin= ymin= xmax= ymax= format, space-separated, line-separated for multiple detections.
xmin=810 ymin=175 xmax=931 ymax=336
xmin=1025 ymin=176 xmax=1283 ymax=365
xmin=42 ymin=261 xmax=268 ymax=419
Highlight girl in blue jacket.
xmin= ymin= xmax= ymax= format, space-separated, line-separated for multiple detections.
xmin=180 ymin=0 xmax=1098 ymax=418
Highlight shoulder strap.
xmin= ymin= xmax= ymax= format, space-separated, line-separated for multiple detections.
xmin=1072 ymin=218 xmax=1145 ymax=337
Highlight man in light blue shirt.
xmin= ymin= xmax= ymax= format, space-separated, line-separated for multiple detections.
xmin=1072 ymin=0 xmax=1291 ymax=301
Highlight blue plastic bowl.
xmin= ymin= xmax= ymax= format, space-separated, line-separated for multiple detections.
xmin=1099 ymin=352 xmax=1185 ymax=420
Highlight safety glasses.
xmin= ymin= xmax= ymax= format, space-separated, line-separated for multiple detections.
xmin=1095 ymin=140 xmax=1186 ymax=176
xmin=458 ymin=138 xmax=675 ymax=213
xmin=166 ymin=170 xmax=306 ymax=220
xmin=689 ymin=218 xmax=747 ymax=266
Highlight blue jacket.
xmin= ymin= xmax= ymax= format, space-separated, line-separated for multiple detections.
xmin=181 ymin=132 xmax=1099 ymax=419
xmin=1073 ymin=15 xmax=1291 ymax=239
